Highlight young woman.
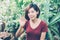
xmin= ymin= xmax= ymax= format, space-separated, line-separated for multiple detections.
xmin=16 ymin=3 xmax=48 ymax=40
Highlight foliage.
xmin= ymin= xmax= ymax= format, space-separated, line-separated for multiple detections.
xmin=0 ymin=0 xmax=60 ymax=40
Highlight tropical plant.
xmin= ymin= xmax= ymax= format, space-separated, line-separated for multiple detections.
xmin=0 ymin=0 xmax=60 ymax=40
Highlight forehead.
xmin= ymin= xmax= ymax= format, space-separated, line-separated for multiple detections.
xmin=28 ymin=7 xmax=35 ymax=12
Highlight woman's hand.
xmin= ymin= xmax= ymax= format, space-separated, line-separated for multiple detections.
xmin=15 ymin=16 xmax=27 ymax=38
xmin=19 ymin=16 xmax=27 ymax=27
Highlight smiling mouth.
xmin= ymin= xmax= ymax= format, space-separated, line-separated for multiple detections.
xmin=30 ymin=16 xmax=34 ymax=18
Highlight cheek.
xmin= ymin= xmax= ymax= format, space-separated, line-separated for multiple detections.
xmin=28 ymin=14 xmax=30 ymax=17
xmin=28 ymin=14 xmax=31 ymax=19
xmin=34 ymin=13 xmax=38 ymax=17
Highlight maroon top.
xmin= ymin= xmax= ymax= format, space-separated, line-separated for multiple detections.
xmin=24 ymin=20 xmax=48 ymax=40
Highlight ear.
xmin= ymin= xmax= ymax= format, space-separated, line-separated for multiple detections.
xmin=36 ymin=11 xmax=39 ymax=14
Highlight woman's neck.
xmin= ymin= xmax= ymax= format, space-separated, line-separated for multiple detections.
xmin=30 ymin=18 xmax=38 ymax=23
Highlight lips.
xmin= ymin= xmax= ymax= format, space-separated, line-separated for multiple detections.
xmin=29 ymin=16 xmax=34 ymax=18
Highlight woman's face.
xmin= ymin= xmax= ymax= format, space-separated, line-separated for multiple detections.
xmin=28 ymin=8 xmax=38 ymax=20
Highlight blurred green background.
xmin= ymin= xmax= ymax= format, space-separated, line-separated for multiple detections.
xmin=0 ymin=0 xmax=60 ymax=40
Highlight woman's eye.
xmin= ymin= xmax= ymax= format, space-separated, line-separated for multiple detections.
xmin=28 ymin=11 xmax=34 ymax=14
xmin=28 ymin=12 xmax=30 ymax=14
xmin=31 ymin=11 xmax=34 ymax=13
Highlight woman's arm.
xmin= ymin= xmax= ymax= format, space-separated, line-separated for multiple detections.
xmin=15 ymin=26 xmax=24 ymax=38
xmin=40 ymin=32 xmax=46 ymax=40
xmin=15 ymin=16 xmax=27 ymax=38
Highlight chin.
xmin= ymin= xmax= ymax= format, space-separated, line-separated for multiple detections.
xmin=30 ymin=18 xmax=35 ymax=20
